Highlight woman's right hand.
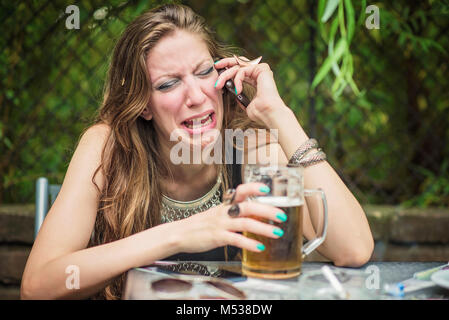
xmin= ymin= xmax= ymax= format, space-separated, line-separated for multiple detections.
xmin=172 ymin=182 xmax=287 ymax=254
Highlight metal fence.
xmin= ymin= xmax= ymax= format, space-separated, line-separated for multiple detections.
xmin=1 ymin=0 xmax=448 ymax=206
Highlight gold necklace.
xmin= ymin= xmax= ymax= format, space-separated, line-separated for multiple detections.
xmin=161 ymin=172 xmax=223 ymax=223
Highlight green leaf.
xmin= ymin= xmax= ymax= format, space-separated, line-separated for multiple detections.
xmin=425 ymin=38 xmax=447 ymax=55
xmin=344 ymin=54 xmax=360 ymax=95
xmin=318 ymin=0 xmax=326 ymax=22
xmin=4 ymin=137 xmax=12 ymax=149
xmin=346 ymin=74 xmax=360 ymax=95
xmin=357 ymin=0 xmax=367 ymax=26
xmin=318 ymin=0 xmax=328 ymax=41
xmin=345 ymin=0 xmax=355 ymax=43
xmin=328 ymin=17 xmax=341 ymax=76
xmin=321 ymin=0 xmax=340 ymax=23
xmin=332 ymin=75 xmax=347 ymax=98
xmin=312 ymin=38 xmax=347 ymax=89
xmin=332 ymin=52 xmax=349 ymax=97
xmin=338 ymin=0 xmax=346 ymax=38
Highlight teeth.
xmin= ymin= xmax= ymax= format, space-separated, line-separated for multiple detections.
xmin=202 ymin=116 xmax=212 ymax=126
xmin=189 ymin=114 xmax=210 ymax=123
xmin=197 ymin=114 xmax=210 ymax=122
xmin=184 ymin=114 xmax=212 ymax=129
xmin=184 ymin=113 xmax=213 ymax=129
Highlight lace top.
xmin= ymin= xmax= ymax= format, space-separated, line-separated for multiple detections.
xmin=161 ymin=172 xmax=223 ymax=223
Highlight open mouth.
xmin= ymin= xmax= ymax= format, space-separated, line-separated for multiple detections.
xmin=181 ymin=112 xmax=216 ymax=133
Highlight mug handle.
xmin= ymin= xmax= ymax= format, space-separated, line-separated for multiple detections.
xmin=301 ymin=188 xmax=328 ymax=259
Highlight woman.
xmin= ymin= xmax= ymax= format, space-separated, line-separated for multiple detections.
xmin=21 ymin=4 xmax=374 ymax=300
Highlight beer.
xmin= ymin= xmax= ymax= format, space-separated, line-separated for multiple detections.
xmin=242 ymin=196 xmax=304 ymax=279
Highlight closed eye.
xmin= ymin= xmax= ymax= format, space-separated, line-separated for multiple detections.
xmin=156 ymin=66 xmax=214 ymax=91
xmin=157 ymin=79 xmax=178 ymax=91
xmin=198 ymin=66 xmax=214 ymax=76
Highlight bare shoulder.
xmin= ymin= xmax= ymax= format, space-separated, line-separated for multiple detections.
xmin=79 ymin=123 xmax=111 ymax=146
xmin=74 ymin=123 xmax=111 ymax=166
xmin=65 ymin=123 xmax=112 ymax=192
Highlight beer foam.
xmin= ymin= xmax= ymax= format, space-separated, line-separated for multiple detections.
xmin=253 ymin=196 xmax=303 ymax=207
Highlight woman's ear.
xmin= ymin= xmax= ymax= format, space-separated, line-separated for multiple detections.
xmin=141 ymin=106 xmax=153 ymax=120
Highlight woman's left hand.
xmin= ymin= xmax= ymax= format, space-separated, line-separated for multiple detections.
xmin=214 ymin=57 xmax=289 ymax=126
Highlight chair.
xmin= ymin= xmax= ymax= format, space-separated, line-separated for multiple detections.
xmin=35 ymin=177 xmax=61 ymax=239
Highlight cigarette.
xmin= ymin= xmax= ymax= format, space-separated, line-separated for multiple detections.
xmin=321 ymin=265 xmax=350 ymax=300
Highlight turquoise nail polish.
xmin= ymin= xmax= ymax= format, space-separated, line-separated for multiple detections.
xmin=214 ymin=79 xmax=218 ymax=88
xmin=257 ymin=244 xmax=265 ymax=251
xmin=276 ymin=212 xmax=287 ymax=222
xmin=273 ymin=228 xmax=284 ymax=237
xmin=259 ymin=186 xmax=270 ymax=193
xmin=214 ymin=60 xmax=219 ymax=64
xmin=234 ymin=87 xmax=238 ymax=95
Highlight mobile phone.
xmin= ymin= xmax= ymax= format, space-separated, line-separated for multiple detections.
xmin=217 ymin=68 xmax=251 ymax=108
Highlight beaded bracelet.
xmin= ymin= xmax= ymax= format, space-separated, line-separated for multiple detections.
xmin=298 ymin=149 xmax=327 ymax=167
xmin=288 ymin=138 xmax=318 ymax=164
xmin=288 ymin=138 xmax=327 ymax=167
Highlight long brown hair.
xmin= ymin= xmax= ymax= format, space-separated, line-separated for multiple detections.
xmin=88 ymin=4 xmax=266 ymax=299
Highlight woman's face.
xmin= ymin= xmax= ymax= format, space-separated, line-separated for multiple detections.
xmin=145 ymin=30 xmax=223 ymax=152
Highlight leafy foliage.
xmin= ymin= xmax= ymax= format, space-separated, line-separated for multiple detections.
xmin=313 ymin=0 xmax=364 ymax=99
xmin=1 ymin=0 xmax=448 ymax=208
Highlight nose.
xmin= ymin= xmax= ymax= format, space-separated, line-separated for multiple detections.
xmin=184 ymin=77 xmax=206 ymax=107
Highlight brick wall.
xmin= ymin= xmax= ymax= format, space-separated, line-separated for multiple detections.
xmin=365 ymin=205 xmax=449 ymax=261
xmin=1 ymin=204 xmax=448 ymax=299
xmin=0 ymin=204 xmax=34 ymax=299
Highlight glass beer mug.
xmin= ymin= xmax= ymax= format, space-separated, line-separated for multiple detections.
xmin=242 ymin=164 xmax=328 ymax=279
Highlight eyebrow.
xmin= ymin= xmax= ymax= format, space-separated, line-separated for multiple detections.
xmin=152 ymin=59 xmax=212 ymax=84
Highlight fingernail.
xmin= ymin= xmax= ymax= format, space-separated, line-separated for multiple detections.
xmin=214 ymin=79 xmax=218 ymax=88
xmin=273 ymin=228 xmax=284 ymax=237
xmin=214 ymin=60 xmax=220 ymax=64
xmin=276 ymin=212 xmax=287 ymax=222
xmin=259 ymin=186 xmax=270 ymax=193
xmin=234 ymin=86 xmax=238 ymax=95
xmin=257 ymin=243 xmax=265 ymax=251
